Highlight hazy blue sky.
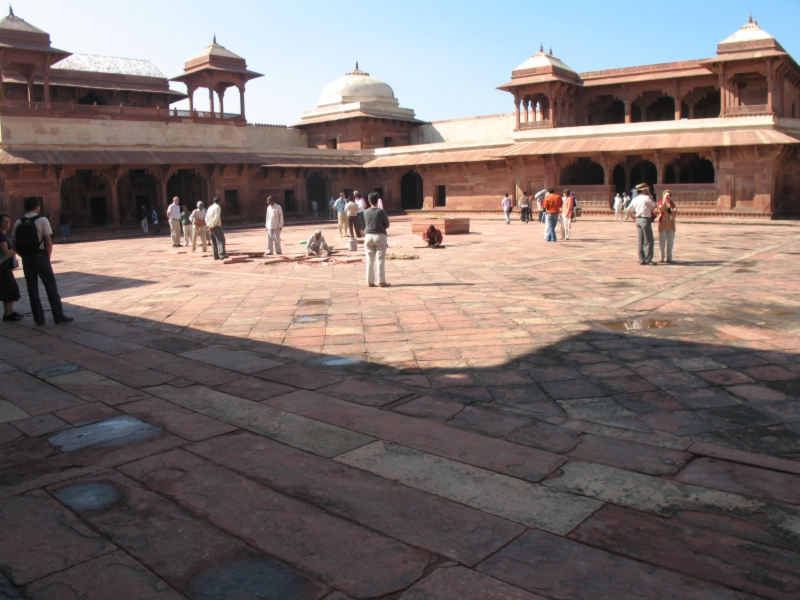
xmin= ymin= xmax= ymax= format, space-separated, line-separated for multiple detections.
xmin=14 ymin=0 xmax=800 ymax=124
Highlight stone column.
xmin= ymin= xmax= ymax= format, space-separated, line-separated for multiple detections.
xmin=218 ymin=90 xmax=224 ymax=116
xmin=766 ymin=61 xmax=774 ymax=114
xmin=208 ymin=86 xmax=215 ymax=117
xmin=515 ymin=97 xmax=521 ymax=130
xmin=718 ymin=64 xmax=726 ymax=117
xmin=238 ymin=83 xmax=245 ymax=120
xmin=524 ymin=98 xmax=529 ymax=123
xmin=43 ymin=65 xmax=50 ymax=107
xmin=688 ymin=102 xmax=696 ymax=119
xmin=108 ymin=170 xmax=121 ymax=226
xmin=187 ymin=86 xmax=195 ymax=112
xmin=624 ymin=100 xmax=632 ymax=123
xmin=26 ymin=73 xmax=33 ymax=104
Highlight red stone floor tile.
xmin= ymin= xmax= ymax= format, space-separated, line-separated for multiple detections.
xmin=401 ymin=566 xmax=546 ymax=600
xmin=10 ymin=413 xmax=69 ymax=438
xmin=254 ymin=363 xmax=345 ymax=390
xmin=317 ymin=377 xmax=411 ymax=407
xmin=507 ymin=421 xmax=582 ymax=453
xmin=698 ymin=369 xmax=757 ymax=386
xmin=54 ymin=402 xmax=122 ymax=426
xmin=613 ymin=390 xmax=684 ymax=414
xmin=0 ymin=422 xmax=22 ymax=445
xmin=570 ymin=504 xmax=800 ymax=600
xmin=189 ymin=431 xmax=525 ymax=566
xmin=266 ymin=390 xmax=565 ymax=481
xmin=117 ymin=397 xmax=238 ymax=441
xmin=449 ymin=405 xmax=532 ymax=438
xmin=214 ymin=375 xmax=296 ymax=401
xmin=0 ymin=490 xmax=116 ymax=585
xmin=121 ymin=449 xmax=433 ymax=598
xmin=638 ymin=410 xmax=718 ymax=436
xmin=478 ymin=529 xmax=755 ymax=600
xmin=0 ymin=371 xmax=84 ymax=416
xmin=687 ymin=441 xmax=800 ymax=476
xmin=742 ymin=365 xmax=800 ymax=381
xmin=156 ymin=356 xmax=245 ymax=386
xmin=393 ymin=396 xmax=464 ymax=421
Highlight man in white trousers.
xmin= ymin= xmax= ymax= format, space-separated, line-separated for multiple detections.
xmin=265 ymin=196 xmax=283 ymax=255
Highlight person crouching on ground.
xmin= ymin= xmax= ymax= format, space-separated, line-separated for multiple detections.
xmin=657 ymin=189 xmax=677 ymax=263
xmin=423 ymin=224 xmax=443 ymax=248
xmin=364 ymin=192 xmax=390 ymax=287
xmin=306 ymin=230 xmax=332 ymax=256
xmin=542 ymin=188 xmax=563 ymax=242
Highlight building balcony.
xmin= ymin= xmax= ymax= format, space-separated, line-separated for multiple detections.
xmin=0 ymin=101 xmax=246 ymax=124
xmin=724 ymin=104 xmax=774 ymax=117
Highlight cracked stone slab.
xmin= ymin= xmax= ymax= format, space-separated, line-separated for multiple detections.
xmin=48 ymin=415 xmax=159 ymax=452
xmin=543 ymin=461 xmax=800 ymax=549
xmin=336 ymin=440 xmax=601 ymax=535
xmin=144 ymin=384 xmax=372 ymax=458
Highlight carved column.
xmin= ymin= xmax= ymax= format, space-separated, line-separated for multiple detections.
xmin=766 ymin=60 xmax=775 ymax=114
xmin=524 ymin=98 xmax=529 ymax=123
xmin=108 ymin=166 xmax=121 ymax=226
xmin=624 ymin=100 xmax=632 ymax=123
xmin=718 ymin=64 xmax=726 ymax=117
xmin=238 ymin=82 xmax=246 ymax=120
xmin=514 ymin=96 xmax=521 ymax=130
xmin=688 ymin=102 xmax=696 ymax=119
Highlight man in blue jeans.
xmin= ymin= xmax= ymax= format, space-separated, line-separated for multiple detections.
xmin=542 ymin=188 xmax=563 ymax=242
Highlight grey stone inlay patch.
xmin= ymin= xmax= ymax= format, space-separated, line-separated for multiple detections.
xmin=179 ymin=345 xmax=282 ymax=375
xmin=543 ymin=461 xmax=800 ymax=548
xmin=0 ymin=401 xmax=29 ymax=424
xmin=144 ymin=385 xmax=372 ymax=458
xmin=52 ymin=482 xmax=121 ymax=513
xmin=0 ymin=573 xmax=23 ymax=600
xmin=336 ymin=441 xmax=601 ymax=534
xmin=49 ymin=415 xmax=159 ymax=452
xmin=35 ymin=364 xmax=80 ymax=379
xmin=187 ymin=557 xmax=328 ymax=600
xmin=311 ymin=356 xmax=362 ymax=367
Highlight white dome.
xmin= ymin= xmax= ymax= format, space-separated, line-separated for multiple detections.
xmin=317 ymin=64 xmax=396 ymax=107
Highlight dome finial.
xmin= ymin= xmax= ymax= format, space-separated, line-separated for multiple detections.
xmin=549 ymin=46 xmax=553 ymax=56
xmin=348 ymin=62 xmax=368 ymax=76
xmin=539 ymin=43 xmax=543 ymax=53
xmin=754 ymin=16 xmax=758 ymax=25
xmin=8 ymin=4 xmax=13 ymax=16
xmin=213 ymin=34 xmax=217 ymax=44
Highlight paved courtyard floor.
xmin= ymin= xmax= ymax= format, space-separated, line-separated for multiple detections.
xmin=2 ymin=215 xmax=800 ymax=599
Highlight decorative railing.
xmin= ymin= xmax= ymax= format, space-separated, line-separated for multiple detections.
xmin=561 ymin=184 xmax=615 ymax=210
xmin=248 ymin=122 xmax=289 ymax=129
xmin=654 ymin=183 xmax=717 ymax=207
xmin=724 ymin=104 xmax=772 ymax=117
xmin=1 ymin=101 xmax=245 ymax=122
xmin=519 ymin=120 xmax=553 ymax=130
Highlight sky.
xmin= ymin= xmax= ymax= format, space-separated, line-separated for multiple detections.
xmin=12 ymin=0 xmax=800 ymax=125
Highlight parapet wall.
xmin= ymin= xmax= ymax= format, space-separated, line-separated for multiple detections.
xmin=411 ymin=113 xmax=516 ymax=145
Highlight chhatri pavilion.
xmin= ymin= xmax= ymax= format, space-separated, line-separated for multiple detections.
xmin=0 ymin=9 xmax=797 ymax=229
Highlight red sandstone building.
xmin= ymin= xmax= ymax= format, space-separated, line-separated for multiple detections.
xmin=0 ymin=9 xmax=798 ymax=228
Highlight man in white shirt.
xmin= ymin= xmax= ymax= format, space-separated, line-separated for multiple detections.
xmin=334 ymin=193 xmax=347 ymax=236
xmin=628 ymin=183 xmax=657 ymax=265
xmin=501 ymin=193 xmax=512 ymax=224
xmin=205 ymin=197 xmax=227 ymax=260
xmin=190 ymin=201 xmax=207 ymax=252
xmin=166 ymin=196 xmax=182 ymax=247
xmin=306 ymin=230 xmax=332 ymax=256
xmin=613 ymin=193 xmax=623 ymax=220
xmin=12 ymin=196 xmax=72 ymax=325
xmin=354 ymin=191 xmax=366 ymax=236
xmin=265 ymin=196 xmax=284 ymax=255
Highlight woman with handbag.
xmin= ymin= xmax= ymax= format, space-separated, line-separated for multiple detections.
xmin=0 ymin=212 xmax=22 ymax=322
xmin=657 ymin=189 xmax=677 ymax=263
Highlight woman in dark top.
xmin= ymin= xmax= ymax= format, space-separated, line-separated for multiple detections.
xmin=0 ymin=212 xmax=22 ymax=322
xmin=363 ymin=192 xmax=390 ymax=287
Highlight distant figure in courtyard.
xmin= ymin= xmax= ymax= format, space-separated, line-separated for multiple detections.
xmin=364 ymin=192 xmax=390 ymax=287
xmin=59 ymin=211 xmax=70 ymax=241
xmin=345 ymin=195 xmax=359 ymax=238
xmin=167 ymin=196 xmax=182 ymax=247
xmin=334 ymin=192 xmax=347 ymax=236
xmin=658 ymin=189 xmax=677 ymax=263
xmin=518 ymin=191 xmax=531 ymax=223
xmin=376 ymin=193 xmax=384 ymax=210
xmin=0 ymin=212 xmax=21 ymax=322
xmin=628 ymin=183 xmax=656 ymax=265
xmin=12 ymin=197 xmax=72 ymax=325
xmin=140 ymin=204 xmax=149 ymax=233
xmin=623 ymin=193 xmax=633 ymax=220
xmin=562 ymin=189 xmax=575 ymax=240
xmin=614 ymin=193 xmax=623 ymax=220
xmin=328 ymin=197 xmax=336 ymax=220
xmin=535 ymin=188 xmax=547 ymax=223
xmin=206 ymin=196 xmax=227 ymax=260
xmin=306 ymin=230 xmax=332 ymax=256
xmin=355 ymin=192 xmax=367 ymax=236
xmin=150 ymin=206 xmax=160 ymax=233
xmin=190 ymin=201 xmax=207 ymax=252
xmin=180 ymin=205 xmax=192 ymax=247
xmin=502 ymin=193 xmax=512 ymax=224
xmin=542 ymin=188 xmax=563 ymax=242
xmin=265 ymin=196 xmax=284 ymax=255
xmin=311 ymin=200 xmax=319 ymax=218
xmin=422 ymin=224 xmax=443 ymax=248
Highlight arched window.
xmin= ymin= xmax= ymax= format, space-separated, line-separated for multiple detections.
xmin=560 ymin=157 xmax=605 ymax=186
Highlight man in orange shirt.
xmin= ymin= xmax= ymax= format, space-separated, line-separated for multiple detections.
xmin=542 ymin=188 xmax=563 ymax=242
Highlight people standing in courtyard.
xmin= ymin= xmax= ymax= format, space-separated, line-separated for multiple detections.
xmin=59 ymin=211 xmax=70 ymax=242
xmin=150 ymin=206 xmax=160 ymax=233
xmin=0 ymin=212 xmax=22 ymax=322
xmin=623 ymin=193 xmax=633 ymax=220
xmin=311 ymin=200 xmax=319 ymax=218
xmin=422 ymin=224 xmax=443 ymax=248
xmin=657 ymin=189 xmax=677 ymax=263
xmin=535 ymin=188 xmax=547 ymax=223
xmin=334 ymin=192 xmax=347 ymax=236
xmin=140 ymin=204 xmax=149 ymax=233
xmin=502 ymin=193 xmax=512 ymax=224
xmin=206 ymin=196 xmax=227 ymax=260
xmin=265 ymin=196 xmax=284 ymax=255
xmin=364 ymin=192 xmax=390 ymax=287
xmin=180 ymin=205 xmax=192 ymax=247
xmin=519 ymin=191 xmax=531 ymax=223
xmin=306 ymin=230 xmax=332 ymax=256
xmin=542 ymin=188 xmax=563 ymax=242
xmin=345 ymin=195 xmax=359 ymax=238
xmin=329 ymin=197 xmax=336 ymax=220
xmin=628 ymin=183 xmax=657 ymax=265
xmin=613 ymin=193 xmax=623 ymax=220
xmin=12 ymin=197 xmax=72 ymax=325
xmin=190 ymin=201 xmax=207 ymax=252
xmin=376 ymin=193 xmax=384 ymax=210
xmin=167 ymin=197 xmax=181 ymax=247
xmin=562 ymin=189 xmax=575 ymax=240
xmin=355 ymin=192 xmax=367 ymax=236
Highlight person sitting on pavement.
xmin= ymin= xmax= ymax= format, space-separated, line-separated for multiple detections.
xmin=306 ymin=230 xmax=333 ymax=256
xmin=422 ymin=225 xmax=443 ymax=248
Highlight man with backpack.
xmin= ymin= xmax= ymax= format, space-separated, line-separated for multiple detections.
xmin=12 ymin=197 xmax=72 ymax=325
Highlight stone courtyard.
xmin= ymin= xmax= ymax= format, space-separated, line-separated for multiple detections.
xmin=2 ymin=216 xmax=800 ymax=599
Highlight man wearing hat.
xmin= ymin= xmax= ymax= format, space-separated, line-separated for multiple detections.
xmin=265 ymin=196 xmax=283 ymax=255
xmin=306 ymin=230 xmax=332 ymax=256
xmin=189 ymin=201 xmax=207 ymax=252
xmin=628 ymin=183 xmax=657 ymax=265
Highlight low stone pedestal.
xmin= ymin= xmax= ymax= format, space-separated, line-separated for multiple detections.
xmin=411 ymin=218 xmax=470 ymax=235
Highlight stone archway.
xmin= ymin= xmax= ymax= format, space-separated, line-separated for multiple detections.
xmin=612 ymin=164 xmax=626 ymax=194
xmin=560 ymin=157 xmax=605 ymax=186
xmin=400 ymin=170 xmax=423 ymax=210
xmin=117 ymin=169 xmax=159 ymax=225
xmin=61 ymin=170 xmax=111 ymax=228
xmin=630 ymin=160 xmax=657 ymax=189
xmin=306 ymin=173 xmax=328 ymax=214
xmin=167 ymin=169 xmax=207 ymax=210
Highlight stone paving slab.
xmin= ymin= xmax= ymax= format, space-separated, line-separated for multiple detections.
xmin=400 ymin=566 xmax=545 ymax=600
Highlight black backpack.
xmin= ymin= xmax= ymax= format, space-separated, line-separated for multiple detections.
xmin=15 ymin=215 xmax=42 ymax=256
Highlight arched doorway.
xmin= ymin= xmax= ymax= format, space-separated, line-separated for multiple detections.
xmin=401 ymin=170 xmax=423 ymax=209
xmin=677 ymin=154 xmax=715 ymax=183
xmin=61 ymin=170 xmax=110 ymax=228
xmin=167 ymin=169 xmax=206 ymax=210
xmin=630 ymin=160 xmax=657 ymax=189
xmin=306 ymin=173 xmax=327 ymax=214
xmin=612 ymin=165 xmax=626 ymax=194
xmin=560 ymin=157 xmax=605 ymax=186
xmin=587 ymin=96 xmax=624 ymax=125
xmin=117 ymin=169 xmax=158 ymax=225
xmin=646 ymin=96 xmax=675 ymax=121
